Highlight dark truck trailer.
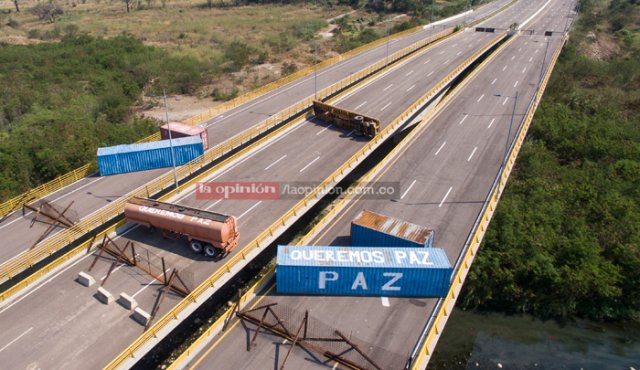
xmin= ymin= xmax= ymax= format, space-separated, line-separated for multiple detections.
xmin=124 ymin=197 xmax=239 ymax=258
xmin=312 ymin=100 xmax=380 ymax=138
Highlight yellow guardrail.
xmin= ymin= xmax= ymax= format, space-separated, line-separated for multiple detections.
xmin=0 ymin=26 xmax=430 ymax=220
xmin=104 ymin=32 xmax=506 ymax=370
xmin=410 ymin=33 xmax=569 ymax=369
xmin=0 ymin=26 xmax=454 ymax=291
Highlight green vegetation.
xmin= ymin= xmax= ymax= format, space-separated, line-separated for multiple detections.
xmin=460 ymin=0 xmax=640 ymax=321
xmin=0 ymin=35 xmax=210 ymax=200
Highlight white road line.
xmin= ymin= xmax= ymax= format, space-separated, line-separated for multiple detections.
xmin=205 ymin=199 xmax=223 ymax=211
xmin=443 ymin=59 xmax=450 ymax=65
xmin=488 ymin=118 xmax=496 ymax=129
xmin=217 ymin=115 xmax=224 ymax=119
xmin=0 ymin=327 xmax=33 ymax=353
xmin=401 ymin=180 xmax=417 ymax=200
xmin=511 ymin=55 xmax=515 ymax=60
xmin=467 ymin=147 xmax=478 ymax=161
xmin=428 ymin=70 xmax=434 ymax=76
xmin=518 ymin=47 xmax=522 ymax=52
xmin=529 ymin=56 xmax=533 ymax=62
xmin=316 ymin=125 xmax=333 ymax=136
xmin=435 ymin=141 xmax=446 ymax=156
xmin=522 ymin=67 xmax=527 ymax=73
xmin=238 ymin=201 xmax=263 ymax=220
xmin=354 ymin=101 xmax=367 ymax=110
xmin=100 ymin=263 xmax=125 ymax=281
xmin=383 ymin=84 xmax=393 ymax=91
xmin=380 ymin=102 xmax=392 ymax=111
xmin=405 ymin=70 xmax=414 ymax=77
xmin=456 ymin=51 xmax=462 ymax=56
xmin=299 ymin=156 xmax=320 ymax=173
xmin=264 ymin=154 xmax=287 ymax=170
xmin=381 ymin=297 xmax=390 ymax=307
xmin=502 ymin=65 xmax=507 ymax=71
xmin=0 ymin=177 xmax=103 ymax=230
xmin=514 ymin=80 xmax=519 ymax=87
xmin=459 ymin=114 xmax=468 ymax=125
xmin=503 ymin=97 xmax=509 ymax=106
xmin=439 ymin=187 xmax=453 ymax=208
xmin=406 ymin=84 xmax=415 ymax=92
xmin=451 ymin=43 xmax=457 ymax=47
xmin=491 ymin=78 xmax=497 ymax=85
xmin=0 ymin=225 xmax=139 ymax=315
xmin=535 ymin=48 xmax=539 ymax=53
xmin=423 ymin=59 xmax=431 ymax=65
xmin=132 ymin=279 xmax=157 ymax=298
xmin=477 ymin=94 xmax=485 ymax=103
xmin=438 ymin=50 xmax=445 ymax=55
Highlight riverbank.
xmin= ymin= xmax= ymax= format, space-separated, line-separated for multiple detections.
xmin=429 ymin=308 xmax=640 ymax=369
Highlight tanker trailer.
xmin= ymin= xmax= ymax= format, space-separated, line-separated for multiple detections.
xmin=124 ymin=197 xmax=239 ymax=258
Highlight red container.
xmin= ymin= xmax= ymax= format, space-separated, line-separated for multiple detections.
xmin=160 ymin=122 xmax=209 ymax=150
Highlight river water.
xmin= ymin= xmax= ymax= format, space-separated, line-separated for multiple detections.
xmin=428 ymin=308 xmax=640 ymax=369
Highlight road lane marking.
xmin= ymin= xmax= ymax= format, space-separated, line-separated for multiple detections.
xmin=511 ymin=55 xmax=515 ymax=60
xmin=456 ymin=51 xmax=462 ymax=56
xmin=459 ymin=114 xmax=468 ymax=125
xmin=238 ymin=201 xmax=263 ymax=220
xmin=502 ymin=65 xmax=507 ymax=71
xmin=491 ymin=78 xmax=497 ymax=85
xmin=383 ymin=84 xmax=393 ymax=91
xmin=477 ymin=94 xmax=485 ymax=103
xmin=132 ymin=279 xmax=157 ymax=298
xmin=316 ymin=125 xmax=333 ymax=136
xmin=100 ymin=263 xmax=125 ymax=281
xmin=0 ymin=225 xmax=139 ymax=315
xmin=514 ymin=80 xmax=519 ymax=87
xmin=467 ymin=147 xmax=478 ymax=161
xmin=428 ymin=70 xmax=434 ymax=76
xmin=205 ymin=199 xmax=223 ymax=211
xmin=438 ymin=50 xmax=445 ymax=55
xmin=381 ymin=297 xmax=390 ymax=307
xmin=535 ymin=48 xmax=539 ymax=53
xmin=423 ymin=59 xmax=431 ymax=65
xmin=406 ymin=84 xmax=415 ymax=92
xmin=380 ymin=102 xmax=392 ymax=111
xmin=503 ymin=97 xmax=509 ymax=106
xmin=439 ymin=187 xmax=453 ymax=208
xmin=522 ymin=66 xmax=527 ymax=73
xmin=529 ymin=56 xmax=533 ymax=62
xmin=299 ymin=156 xmax=320 ymax=173
xmin=443 ymin=59 xmax=450 ymax=65
xmin=354 ymin=101 xmax=367 ymax=110
xmin=0 ymin=177 xmax=103 ymax=230
xmin=405 ymin=70 xmax=414 ymax=77
xmin=264 ymin=154 xmax=287 ymax=170
xmin=401 ymin=179 xmax=417 ymax=200
xmin=0 ymin=327 xmax=33 ymax=353
xmin=435 ymin=141 xmax=446 ymax=156
xmin=488 ymin=118 xmax=496 ymax=129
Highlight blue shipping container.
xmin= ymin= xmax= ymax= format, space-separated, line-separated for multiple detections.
xmin=276 ymin=245 xmax=452 ymax=297
xmin=351 ymin=209 xmax=434 ymax=248
xmin=97 ymin=136 xmax=204 ymax=176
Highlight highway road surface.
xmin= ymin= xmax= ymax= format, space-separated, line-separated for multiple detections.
xmin=0 ymin=1 xmax=549 ymax=369
xmin=0 ymin=0 xmax=514 ymax=271
xmin=179 ymin=0 xmax=577 ymax=369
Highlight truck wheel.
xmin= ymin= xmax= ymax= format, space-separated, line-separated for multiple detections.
xmin=190 ymin=241 xmax=204 ymax=253
xmin=204 ymin=244 xmax=218 ymax=258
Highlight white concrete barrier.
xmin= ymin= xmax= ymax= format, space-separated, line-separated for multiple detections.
xmin=132 ymin=307 xmax=151 ymax=326
xmin=118 ymin=293 xmax=138 ymax=310
xmin=96 ymin=287 xmax=114 ymax=305
xmin=77 ymin=272 xmax=95 ymax=287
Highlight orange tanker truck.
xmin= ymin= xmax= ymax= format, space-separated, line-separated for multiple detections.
xmin=124 ymin=197 xmax=239 ymax=258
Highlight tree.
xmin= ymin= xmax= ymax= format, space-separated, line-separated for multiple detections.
xmin=123 ymin=0 xmax=132 ymax=12
xmin=30 ymin=4 xmax=64 ymax=23
xmin=13 ymin=0 xmax=20 ymax=12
